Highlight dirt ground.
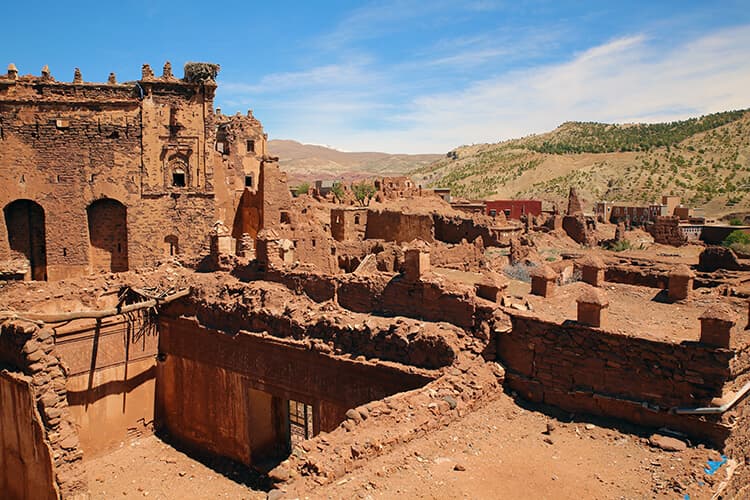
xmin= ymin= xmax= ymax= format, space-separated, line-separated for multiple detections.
xmin=85 ymin=393 xmax=734 ymax=499
xmin=85 ymin=436 xmax=267 ymax=500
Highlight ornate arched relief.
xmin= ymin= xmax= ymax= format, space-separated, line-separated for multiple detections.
xmin=167 ymin=154 xmax=189 ymax=188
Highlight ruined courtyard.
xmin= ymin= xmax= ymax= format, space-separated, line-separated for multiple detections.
xmin=1 ymin=63 xmax=750 ymax=500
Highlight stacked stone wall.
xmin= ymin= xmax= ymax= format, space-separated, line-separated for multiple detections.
xmin=649 ymin=216 xmax=687 ymax=246
xmin=0 ymin=320 xmax=87 ymax=497
xmin=497 ymin=314 xmax=750 ymax=444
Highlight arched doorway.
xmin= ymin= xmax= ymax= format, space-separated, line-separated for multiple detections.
xmin=3 ymin=200 xmax=47 ymax=280
xmin=87 ymin=199 xmax=128 ymax=273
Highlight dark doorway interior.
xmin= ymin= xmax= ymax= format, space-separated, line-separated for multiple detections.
xmin=4 ymin=199 xmax=47 ymax=280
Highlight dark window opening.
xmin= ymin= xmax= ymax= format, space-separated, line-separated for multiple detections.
xmin=247 ymin=139 xmax=255 ymax=153
xmin=117 ymin=243 xmax=122 ymax=253
xmin=354 ymin=214 xmax=361 ymax=225
xmin=504 ymin=209 xmax=511 ymax=217
xmin=90 ymin=174 xmax=95 ymax=183
xmin=62 ymin=248 xmax=67 ymax=257
xmin=489 ymin=209 xmax=497 ymax=217
xmin=280 ymin=211 xmax=291 ymax=224
xmin=245 ymin=175 xmax=253 ymax=188
xmin=172 ymin=171 xmax=186 ymax=187
xmin=164 ymin=235 xmax=179 ymax=256
xmin=312 ymin=239 xmax=316 ymax=247
xmin=331 ymin=247 xmax=336 ymax=255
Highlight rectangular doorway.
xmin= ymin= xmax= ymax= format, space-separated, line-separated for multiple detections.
xmin=287 ymin=399 xmax=313 ymax=450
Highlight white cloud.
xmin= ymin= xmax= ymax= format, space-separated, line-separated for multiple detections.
xmin=354 ymin=24 xmax=750 ymax=152
xmin=219 ymin=23 xmax=750 ymax=154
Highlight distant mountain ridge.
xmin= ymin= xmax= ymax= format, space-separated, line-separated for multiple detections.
xmin=412 ymin=109 xmax=750 ymax=217
xmin=268 ymin=139 xmax=441 ymax=183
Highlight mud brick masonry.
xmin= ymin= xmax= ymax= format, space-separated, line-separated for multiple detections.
xmin=0 ymin=62 xmax=275 ymax=281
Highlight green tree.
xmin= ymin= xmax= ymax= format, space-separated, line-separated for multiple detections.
xmin=331 ymin=181 xmax=345 ymax=202
xmin=729 ymin=217 xmax=744 ymax=226
xmin=723 ymin=230 xmax=750 ymax=247
xmin=294 ymin=182 xmax=310 ymax=197
xmin=352 ymin=181 xmax=376 ymax=206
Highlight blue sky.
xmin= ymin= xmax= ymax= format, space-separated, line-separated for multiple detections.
xmin=4 ymin=1 xmax=750 ymax=153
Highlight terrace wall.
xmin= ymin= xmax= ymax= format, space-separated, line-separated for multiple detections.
xmin=497 ymin=314 xmax=750 ymax=444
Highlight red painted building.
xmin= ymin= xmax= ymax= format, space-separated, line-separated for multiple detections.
xmin=485 ymin=200 xmax=542 ymax=220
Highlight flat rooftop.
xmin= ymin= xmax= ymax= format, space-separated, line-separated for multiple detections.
xmin=519 ymin=282 xmax=750 ymax=345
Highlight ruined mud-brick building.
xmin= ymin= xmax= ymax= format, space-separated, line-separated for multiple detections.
xmin=0 ymin=62 xmax=279 ymax=281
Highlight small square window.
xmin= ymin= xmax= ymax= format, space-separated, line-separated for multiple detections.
xmin=172 ymin=172 xmax=186 ymax=187
xmin=245 ymin=175 xmax=253 ymax=187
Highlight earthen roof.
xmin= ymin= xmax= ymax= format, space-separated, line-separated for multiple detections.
xmin=576 ymin=286 xmax=609 ymax=307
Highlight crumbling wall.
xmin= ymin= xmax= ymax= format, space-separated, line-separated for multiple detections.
xmin=330 ymin=208 xmax=367 ymax=242
xmin=213 ymin=111 xmax=266 ymax=234
xmin=0 ymin=320 xmax=87 ymax=497
xmin=364 ymin=210 xmax=434 ymax=243
xmin=0 ymin=370 xmax=57 ymax=500
xmin=156 ymin=316 xmax=433 ymax=465
xmin=698 ymin=246 xmax=746 ymax=272
xmin=605 ymin=264 xmax=669 ymax=289
xmin=433 ymin=214 xmax=516 ymax=246
xmin=232 ymin=261 xmax=491 ymax=333
xmin=497 ymin=314 xmax=749 ymax=444
xmin=0 ymin=67 xmax=235 ymax=280
xmin=648 ymin=216 xmax=687 ymax=246
xmin=562 ymin=214 xmax=597 ymax=246
xmin=429 ymin=238 xmax=484 ymax=271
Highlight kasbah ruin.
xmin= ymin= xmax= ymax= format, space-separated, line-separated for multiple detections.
xmin=1 ymin=61 xmax=750 ymax=500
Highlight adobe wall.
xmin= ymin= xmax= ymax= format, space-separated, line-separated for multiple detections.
xmin=648 ymin=216 xmax=687 ymax=246
xmin=156 ymin=316 xmax=433 ymax=465
xmin=364 ymin=210 xmax=434 ymax=243
xmin=0 ymin=67 xmax=269 ymax=280
xmin=53 ymin=315 xmax=158 ymax=457
xmin=433 ymin=214 xmax=517 ymax=246
xmin=331 ymin=208 xmax=367 ymax=242
xmin=232 ymin=264 xmax=488 ymax=334
xmin=430 ymin=238 xmax=484 ymax=271
xmin=605 ymin=264 xmax=669 ymax=289
xmin=338 ymin=275 xmax=479 ymax=330
xmin=497 ymin=314 xmax=750 ymax=444
xmin=214 ymin=112 xmax=266 ymax=236
xmin=0 ymin=370 xmax=58 ymax=500
xmin=163 ymin=283 xmax=459 ymax=369
xmin=0 ymin=319 xmax=87 ymax=497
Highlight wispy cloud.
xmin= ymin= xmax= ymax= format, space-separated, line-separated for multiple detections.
xmin=374 ymin=25 xmax=749 ymax=152
xmin=217 ymin=17 xmax=750 ymax=154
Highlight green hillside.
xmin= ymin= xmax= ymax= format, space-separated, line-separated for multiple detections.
xmin=413 ymin=109 xmax=750 ymax=216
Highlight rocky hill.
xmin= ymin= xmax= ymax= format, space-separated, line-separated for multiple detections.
xmin=268 ymin=140 xmax=441 ymax=183
xmin=413 ymin=109 xmax=750 ymax=216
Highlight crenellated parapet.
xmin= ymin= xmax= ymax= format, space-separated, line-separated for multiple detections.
xmin=0 ymin=61 xmax=220 ymax=103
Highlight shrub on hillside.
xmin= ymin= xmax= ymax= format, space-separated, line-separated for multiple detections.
xmin=723 ymin=230 xmax=750 ymax=255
